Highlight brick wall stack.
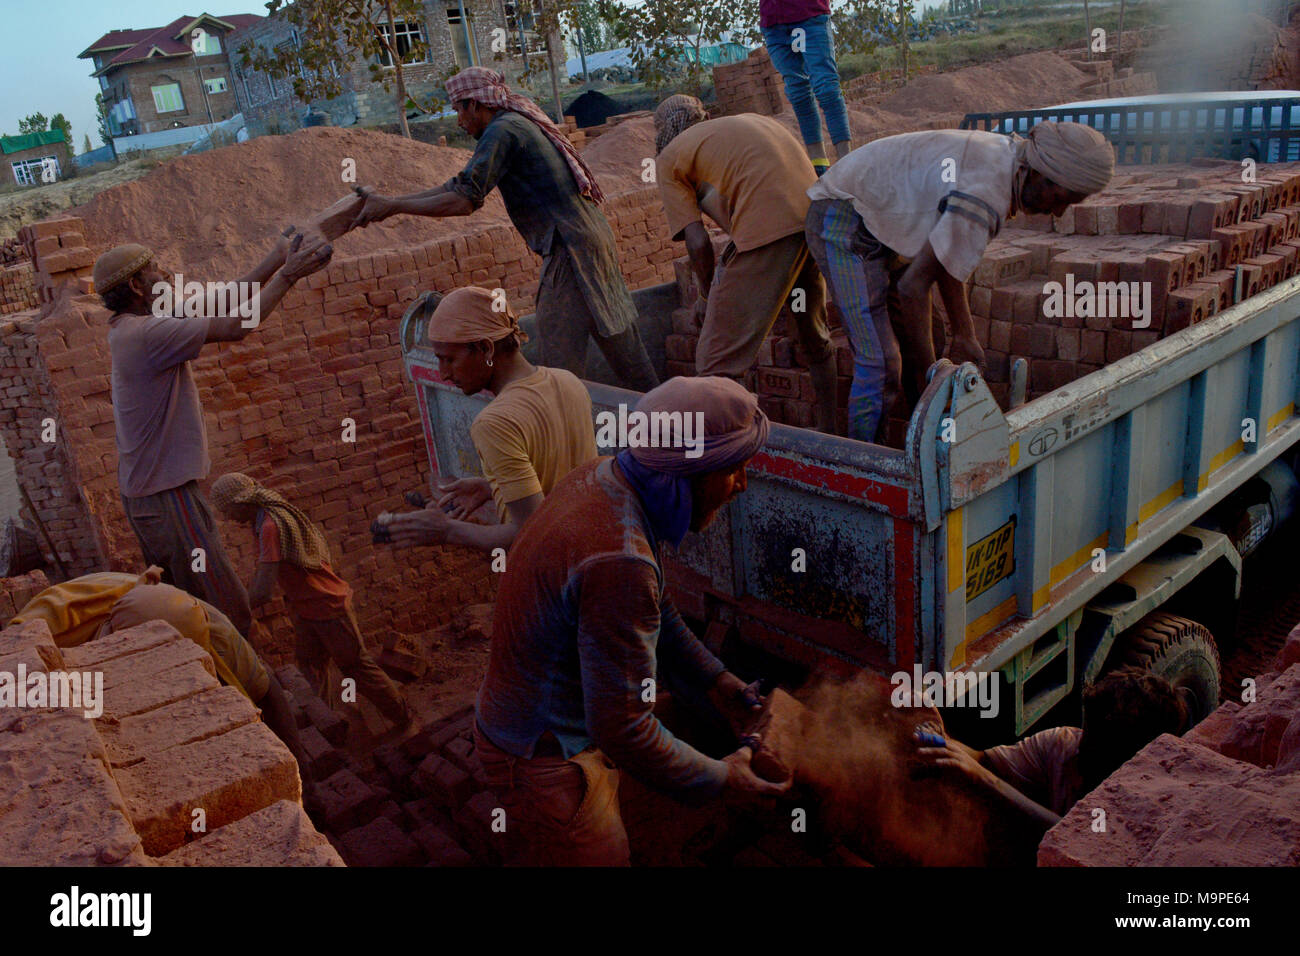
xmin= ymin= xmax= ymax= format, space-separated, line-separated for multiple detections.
xmin=712 ymin=47 xmax=785 ymax=117
xmin=15 ymin=216 xmax=96 ymax=304
xmin=0 ymin=307 xmax=107 ymax=579
xmin=1071 ymin=59 xmax=1159 ymax=99
xmin=0 ymin=262 xmax=39 ymax=315
xmin=579 ymin=109 xmax=653 ymax=142
xmin=0 ymin=569 xmax=49 ymax=620
xmin=0 ymin=184 xmax=680 ymax=659
xmin=970 ymin=161 xmax=1300 ymax=406
xmin=0 ymin=616 xmax=342 ymax=865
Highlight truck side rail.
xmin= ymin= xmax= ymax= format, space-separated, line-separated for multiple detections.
xmin=940 ymin=278 xmax=1300 ymax=677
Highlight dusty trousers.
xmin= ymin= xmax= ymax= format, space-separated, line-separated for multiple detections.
xmin=475 ymin=725 xmax=631 ymax=866
xmin=293 ymin=605 xmax=409 ymax=724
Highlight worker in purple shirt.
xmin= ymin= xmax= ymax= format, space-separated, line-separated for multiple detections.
xmin=760 ymin=0 xmax=853 ymax=176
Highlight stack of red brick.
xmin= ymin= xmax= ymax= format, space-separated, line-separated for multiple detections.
xmin=578 ymin=110 xmax=653 ymax=143
xmin=0 ymin=261 xmax=38 ymax=315
xmin=15 ymin=217 xmax=95 ymax=304
xmin=712 ymin=47 xmax=785 ymax=117
xmin=1068 ymin=58 xmax=1158 ymax=98
xmin=972 ymin=161 xmax=1300 ymax=405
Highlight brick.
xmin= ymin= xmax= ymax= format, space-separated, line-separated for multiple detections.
xmin=454 ymin=791 xmax=503 ymax=864
xmin=0 ymin=618 xmax=62 ymax=668
xmin=301 ymin=725 xmax=346 ymax=780
xmin=988 ymin=319 xmax=1011 ymax=352
xmin=416 ymin=753 xmax=473 ymax=809
xmin=443 ymin=734 xmax=476 ymax=774
xmin=98 ymin=635 xmax=215 ymax=690
xmin=1080 ymin=329 xmax=1105 ymax=364
xmin=755 ymin=367 xmax=801 ymax=398
xmin=339 ymin=816 xmax=423 ymax=867
xmin=62 ymin=619 xmax=176 ymax=669
xmin=1105 ymin=330 xmax=1133 ymax=363
xmin=115 ymin=719 xmax=300 ymax=856
xmin=314 ymin=768 xmax=382 ymax=831
xmin=304 ymin=696 xmax=348 ymax=746
xmin=402 ymin=795 xmax=452 ymax=831
xmin=378 ymin=647 xmax=426 ymax=681
xmin=969 ymin=285 xmax=992 ymax=317
xmin=0 ymin=707 xmax=146 ymax=866
xmin=971 ymin=247 xmax=1031 ymax=288
xmin=412 ymin=823 xmax=473 ymax=866
xmin=1028 ymin=324 xmax=1055 ymax=359
xmin=1164 ymin=284 xmax=1216 ymax=333
xmin=1144 ymin=251 xmax=1187 ymax=293
xmin=98 ymin=685 xmax=259 ymax=768
xmin=158 ymin=799 xmax=343 ymax=866
xmin=1055 ymin=328 xmax=1081 ymax=361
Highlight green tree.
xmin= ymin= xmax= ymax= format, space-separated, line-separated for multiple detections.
xmin=49 ymin=113 xmax=73 ymax=149
xmin=95 ymin=93 xmax=112 ymax=146
xmin=17 ymin=112 xmax=48 ymax=135
xmin=571 ymin=0 xmax=618 ymax=53
xmin=83 ymin=133 xmax=93 ymax=154
xmin=600 ymin=0 xmax=760 ymax=95
xmin=241 ymin=0 xmax=438 ymax=138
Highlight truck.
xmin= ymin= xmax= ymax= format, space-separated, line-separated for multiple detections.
xmin=398 ymin=184 xmax=1300 ymax=746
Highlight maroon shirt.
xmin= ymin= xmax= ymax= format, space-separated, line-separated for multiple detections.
xmin=760 ymin=0 xmax=830 ymax=28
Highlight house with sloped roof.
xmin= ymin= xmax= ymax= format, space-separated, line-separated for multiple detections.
xmin=78 ymin=13 xmax=263 ymax=137
xmin=2 ymin=131 xmax=70 ymax=187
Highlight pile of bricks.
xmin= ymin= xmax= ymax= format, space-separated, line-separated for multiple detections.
xmin=712 ymin=47 xmax=785 ymax=117
xmin=578 ymin=109 xmax=654 ymax=143
xmin=972 ymin=161 xmax=1300 ymax=405
xmin=0 ymin=569 xmax=49 ymax=620
xmin=842 ymin=64 xmax=941 ymax=101
xmin=0 ymin=616 xmax=342 ymax=866
xmin=559 ymin=115 xmax=588 ymax=151
xmin=15 ymin=217 xmax=96 ymax=304
xmin=1069 ymin=58 xmax=1159 ymax=99
xmin=0 ymin=236 xmax=28 ymax=266
xmin=1041 ymin=624 xmax=1300 ymax=866
xmin=0 ymin=261 xmax=39 ymax=315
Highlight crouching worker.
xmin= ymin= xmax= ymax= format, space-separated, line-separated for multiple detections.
xmin=383 ymin=287 xmax=598 ymax=553
xmin=210 ymin=472 xmax=414 ymax=729
xmin=474 ymin=376 xmax=788 ymax=866
xmin=10 ymin=568 xmax=312 ymax=784
xmin=914 ymin=668 xmax=1186 ymax=831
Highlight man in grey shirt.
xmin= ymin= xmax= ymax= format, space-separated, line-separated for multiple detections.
xmin=95 ymin=231 xmax=332 ymax=636
xmin=352 ymin=67 xmax=659 ymax=392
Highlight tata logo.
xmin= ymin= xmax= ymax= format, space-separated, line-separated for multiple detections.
xmin=1027 ymin=426 xmax=1058 ymax=457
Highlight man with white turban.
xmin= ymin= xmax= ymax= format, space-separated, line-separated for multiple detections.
xmin=351 ymin=67 xmax=659 ymax=393
xmin=473 ymin=376 xmax=789 ymax=865
xmin=804 ymin=122 xmax=1115 ymax=443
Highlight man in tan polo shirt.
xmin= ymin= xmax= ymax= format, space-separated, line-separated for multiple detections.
xmin=653 ymin=95 xmax=839 ymax=434
xmin=381 ymin=287 xmax=598 ymax=553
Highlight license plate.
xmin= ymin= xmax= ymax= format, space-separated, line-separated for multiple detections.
xmin=966 ymin=517 xmax=1016 ymax=602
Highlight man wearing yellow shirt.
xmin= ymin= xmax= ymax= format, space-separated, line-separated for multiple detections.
xmin=384 ymin=287 xmax=599 ymax=552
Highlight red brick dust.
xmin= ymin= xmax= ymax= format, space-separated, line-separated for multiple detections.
xmin=774 ymin=674 xmax=1044 ymax=865
xmin=70 ymin=126 xmax=511 ymax=277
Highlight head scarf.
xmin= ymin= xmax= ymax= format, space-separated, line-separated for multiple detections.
xmin=446 ymin=66 xmax=605 ymax=204
xmin=426 ymin=286 xmax=529 ymax=348
xmin=92 ymin=243 xmax=153 ymax=295
xmin=654 ymin=94 xmax=708 ymax=154
xmin=107 ymin=583 xmax=252 ymax=699
xmin=615 ymin=376 xmax=769 ymax=547
xmin=210 ymin=472 xmax=332 ymax=570
xmin=1016 ymin=121 xmax=1114 ymax=197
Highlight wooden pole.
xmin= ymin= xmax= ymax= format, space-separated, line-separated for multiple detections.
xmin=1083 ymin=0 xmax=1093 ymax=62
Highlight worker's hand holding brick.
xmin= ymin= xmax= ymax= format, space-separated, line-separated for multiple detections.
xmin=280 ymin=232 xmax=333 ymax=284
xmin=383 ymin=507 xmax=454 ymax=547
xmin=350 ymin=185 xmax=396 ymax=230
xmin=708 ymin=670 xmax=764 ymax=736
xmin=722 ymin=744 xmax=793 ymax=800
xmin=436 ymin=477 xmax=494 ymax=521
xmin=947 ymin=334 xmax=987 ymax=375
xmin=309 ymin=193 xmax=366 ymax=242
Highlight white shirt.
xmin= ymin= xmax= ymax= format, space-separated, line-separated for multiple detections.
xmin=808 ymin=129 xmax=1018 ymax=282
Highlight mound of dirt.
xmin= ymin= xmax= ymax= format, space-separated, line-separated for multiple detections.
xmin=580 ymin=117 xmax=658 ymax=194
xmin=71 ymin=126 xmax=512 ymax=276
xmin=867 ymin=51 xmax=1091 ymax=117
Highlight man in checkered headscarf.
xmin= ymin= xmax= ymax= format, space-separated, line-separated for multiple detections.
xmin=351 ymin=67 xmax=660 ymax=393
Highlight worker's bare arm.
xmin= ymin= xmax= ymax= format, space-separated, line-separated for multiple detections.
xmin=204 ymin=234 xmax=332 ymax=342
xmin=248 ymin=562 xmax=278 ymax=608
xmin=683 ymin=221 xmax=715 ymax=321
xmin=235 ymin=226 xmax=295 ymax=289
xmin=899 ymin=242 xmax=985 ymax=372
xmin=916 ymin=735 xmax=1060 ymax=832
xmin=437 ymin=477 xmax=494 ymax=520
xmin=385 ymin=491 xmax=542 ymax=553
xmin=352 ymin=184 xmax=473 ymax=225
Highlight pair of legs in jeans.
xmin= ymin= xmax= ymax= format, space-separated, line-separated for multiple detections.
xmin=762 ymin=14 xmax=852 ymax=169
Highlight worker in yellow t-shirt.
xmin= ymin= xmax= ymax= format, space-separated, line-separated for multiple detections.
xmin=381 ymin=286 xmax=599 ymax=553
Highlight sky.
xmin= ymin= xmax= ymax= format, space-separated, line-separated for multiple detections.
xmin=1 ymin=0 xmax=958 ymax=153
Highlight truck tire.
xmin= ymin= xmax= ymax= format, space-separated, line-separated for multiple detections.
xmin=1110 ymin=612 xmax=1221 ymax=727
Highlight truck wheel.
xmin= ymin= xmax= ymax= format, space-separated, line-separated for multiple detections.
xmin=1110 ymin=612 xmax=1221 ymax=727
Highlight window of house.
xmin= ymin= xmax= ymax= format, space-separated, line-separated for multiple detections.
xmin=151 ymin=82 xmax=184 ymax=113
xmin=11 ymin=156 xmax=58 ymax=186
xmin=193 ymin=30 xmax=222 ymax=55
xmin=204 ymin=76 xmax=228 ymax=94
xmin=376 ymin=18 xmax=429 ymax=67
xmin=501 ymin=0 xmax=543 ymax=57
xmin=447 ymin=7 xmax=477 ymax=67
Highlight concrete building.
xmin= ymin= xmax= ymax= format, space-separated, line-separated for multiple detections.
xmin=2 ymin=131 xmax=70 ymax=186
xmin=79 ymin=13 xmax=263 ymax=137
xmin=228 ymin=0 xmax=552 ymax=135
